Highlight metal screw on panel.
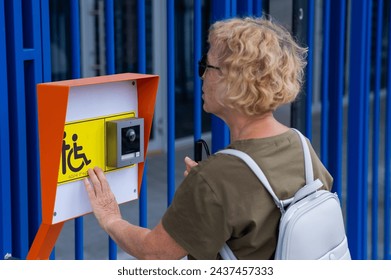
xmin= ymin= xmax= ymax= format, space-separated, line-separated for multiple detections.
xmin=53 ymin=212 xmax=57 ymax=217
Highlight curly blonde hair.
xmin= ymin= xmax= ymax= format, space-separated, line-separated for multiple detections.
xmin=208 ymin=17 xmax=308 ymax=116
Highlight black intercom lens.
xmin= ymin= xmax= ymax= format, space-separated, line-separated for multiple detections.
xmin=126 ymin=128 xmax=136 ymax=142
xmin=121 ymin=126 xmax=140 ymax=155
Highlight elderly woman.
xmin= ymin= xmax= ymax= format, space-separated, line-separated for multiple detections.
xmin=84 ymin=16 xmax=333 ymax=260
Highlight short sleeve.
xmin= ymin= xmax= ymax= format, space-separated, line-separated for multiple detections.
xmin=161 ymin=168 xmax=229 ymax=259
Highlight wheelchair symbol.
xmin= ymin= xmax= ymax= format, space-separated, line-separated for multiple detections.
xmin=61 ymin=132 xmax=92 ymax=175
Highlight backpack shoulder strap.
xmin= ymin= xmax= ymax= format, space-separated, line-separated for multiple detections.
xmin=291 ymin=128 xmax=313 ymax=184
xmin=217 ymin=129 xmax=321 ymax=210
xmin=289 ymin=129 xmax=324 ymax=204
xmin=217 ymin=148 xmax=290 ymax=211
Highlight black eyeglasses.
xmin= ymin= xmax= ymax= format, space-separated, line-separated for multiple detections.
xmin=198 ymin=54 xmax=220 ymax=78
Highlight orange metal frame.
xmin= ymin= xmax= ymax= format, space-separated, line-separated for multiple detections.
xmin=27 ymin=73 xmax=159 ymax=259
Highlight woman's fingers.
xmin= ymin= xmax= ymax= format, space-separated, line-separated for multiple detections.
xmin=87 ymin=167 xmax=102 ymax=195
xmin=184 ymin=156 xmax=198 ymax=177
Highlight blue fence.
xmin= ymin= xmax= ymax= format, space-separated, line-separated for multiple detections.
xmin=0 ymin=0 xmax=390 ymax=260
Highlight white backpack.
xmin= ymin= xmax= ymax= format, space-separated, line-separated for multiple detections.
xmin=217 ymin=129 xmax=351 ymax=260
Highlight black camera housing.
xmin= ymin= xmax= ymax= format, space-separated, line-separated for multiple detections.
xmin=106 ymin=118 xmax=144 ymax=168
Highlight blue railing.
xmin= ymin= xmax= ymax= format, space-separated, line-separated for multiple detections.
xmin=3 ymin=0 xmax=45 ymax=259
xmin=385 ymin=0 xmax=391 ymax=261
xmin=70 ymin=0 xmax=84 ymax=261
xmin=0 ymin=0 xmax=390 ymax=260
xmin=327 ymin=0 xmax=346 ymax=204
xmin=167 ymin=0 xmax=176 ymax=208
xmin=348 ymin=0 xmax=371 ymax=260
xmin=372 ymin=0 xmax=384 ymax=261
xmin=0 ymin=0 xmax=12 ymax=259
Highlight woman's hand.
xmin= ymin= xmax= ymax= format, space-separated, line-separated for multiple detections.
xmin=83 ymin=167 xmax=122 ymax=231
xmin=183 ymin=156 xmax=198 ymax=177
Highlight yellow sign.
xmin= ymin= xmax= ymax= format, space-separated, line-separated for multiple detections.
xmin=58 ymin=112 xmax=135 ymax=184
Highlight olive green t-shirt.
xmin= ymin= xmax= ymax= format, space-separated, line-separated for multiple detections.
xmin=162 ymin=129 xmax=333 ymax=259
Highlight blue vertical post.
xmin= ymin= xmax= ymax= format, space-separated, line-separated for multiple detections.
xmin=194 ymin=0 xmax=202 ymax=142
xmin=40 ymin=0 xmax=55 ymax=260
xmin=361 ymin=0 xmax=372 ymax=260
xmin=237 ymin=0 xmax=255 ymax=16
xmin=4 ymin=0 xmax=45 ymax=259
xmin=137 ymin=0 xmax=146 ymax=74
xmin=105 ymin=0 xmax=117 ymax=259
xmin=40 ymin=0 xmax=52 ymax=83
xmin=25 ymin=0 xmax=44 ymax=260
xmin=5 ymin=0 xmax=30 ymax=259
xmin=167 ymin=0 xmax=175 ymax=206
xmin=347 ymin=0 xmax=369 ymax=260
xmin=105 ymin=0 xmax=115 ymax=75
xmin=137 ymin=0 xmax=148 ymax=228
xmin=231 ymin=0 xmax=237 ymax=16
xmin=384 ymin=1 xmax=391 ymax=260
xmin=0 ymin=0 xmax=12 ymax=259
xmin=320 ymin=0 xmax=330 ymax=166
xmin=211 ymin=0 xmax=231 ymax=153
xmin=371 ymin=0 xmax=383 ymax=260
xmin=328 ymin=0 xmax=346 ymax=197
xmin=70 ymin=0 xmax=84 ymax=260
xmin=246 ymin=0 xmax=252 ymax=14
xmin=305 ymin=0 xmax=314 ymax=139
xmin=70 ymin=0 xmax=81 ymax=78
xmin=253 ymin=0 xmax=263 ymax=17
xmin=139 ymin=164 xmax=148 ymax=228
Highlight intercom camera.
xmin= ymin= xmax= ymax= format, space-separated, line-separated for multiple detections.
xmin=106 ymin=118 xmax=144 ymax=168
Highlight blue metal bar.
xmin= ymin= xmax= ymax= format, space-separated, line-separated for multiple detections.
xmin=25 ymin=61 xmax=42 ymax=247
xmin=5 ymin=0 xmax=30 ymax=259
xmin=6 ymin=0 xmax=44 ymax=259
xmin=139 ymin=161 xmax=148 ymax=228
xmin=0 ymin=0 xmax=12 ymax=258
xmin=193 ymin=0 xmax=202 ymax=142
xmin=137 ymin=0 xmax=146 ymax=74
xmin=167 ymin=0 xmax=175 ymax=206
xmin=211 ymin=117 xmax=230 ymax=153
xmin=254 ymin=0 xmax=263 ymax=17
xmin=347 ymin=0 xmax=369 ymax=260
xmin=104 ymin=0 xmax=117 ymax=260
xmin=231 ymin=0 xmax=237 ymax=16
xmin=236 ymin=0 xmax=254 ymax=16
xmin=39 ymin=0 xmax=53 ymax=259
xmin=105 ymin=0 xmax=115 ymax=75
xmin=361 ymin=0 xmax=372 ymax=260
xmin=21 ymin=0 xmax=44 ymax=259
xmin=20 ymin=2 xmax=43 ymax=258
xmin=211 ymin=0 xmax=231 ymax=28
xmin=21 ymin=49 xmax=38 ymax=60
xmin=40 ymin=0 xmax=52 ymax=83
xmin=70 ymin=0 xmax=84 ymax=260
xmin=328 ymin=0 xmax=346 ymax=197
xmin=320 ymin=0 xmax=330 ymax=167
xmin=305 ymin=0 xmax=314 ymax=139
xmin=247 ymin=0 xmax=252 ymax=14
xmin=25 ymin=53 xmax=43 ymax=257
xmin=371 ymin=0 xmax=383 ymax=260
xmin=70 ymin=0 xmax=81 ymax=78
xmin=212 ymin=0 xmax=230 ymax=20
xmin=137 ymin=0 xmax=147 ymax=228
xmin=384 ymin=1 xmax=391 ymax=260
xmin=211 ymin=0 xmax=231 ymax=153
